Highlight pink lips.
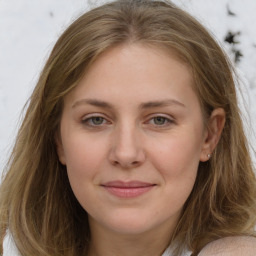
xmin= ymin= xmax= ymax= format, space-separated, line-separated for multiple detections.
xmin=101 ymin=181 xmax=155 ymax=198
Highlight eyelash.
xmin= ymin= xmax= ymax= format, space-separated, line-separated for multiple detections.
xmin=81 ymin=114 xmax=175 ymax=128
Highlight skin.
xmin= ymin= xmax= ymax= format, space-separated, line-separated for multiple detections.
xmin=56 ymin=44 xmax=225 ymax=256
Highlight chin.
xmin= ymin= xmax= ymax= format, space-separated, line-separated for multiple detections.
xmin=95 ymin=211 xmax=164 ymax=235
xmin=108 ymin=220 xmax=153 ymax=235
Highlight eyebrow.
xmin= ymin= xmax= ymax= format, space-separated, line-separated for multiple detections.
xmin=140 ymin=99 xmax=185 ymax=109
xmin=72 ymin=99 xmax=114 ymax=109
xmin=72 ymin=98 xmax=186 ymax=109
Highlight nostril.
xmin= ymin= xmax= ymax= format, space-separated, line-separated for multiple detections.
xmin=131 ymin=161 xmax=139 ymax=166
xmin=111 ymin=160 xmax=140 ymax=168
xmin=113 ymin=161 xmax=119 ymax=166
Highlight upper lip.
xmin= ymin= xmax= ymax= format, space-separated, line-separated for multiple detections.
xmin=101 ymin=180 xmax=156 ymax=188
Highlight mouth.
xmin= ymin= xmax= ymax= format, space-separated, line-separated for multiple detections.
xmin=101 ymin=181 xmax=156 ymax=198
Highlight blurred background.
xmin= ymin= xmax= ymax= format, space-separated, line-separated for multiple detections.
xmin=0 ymin=0 xmax=256 ymax=255
xmin=0 ymin=0 xmax=256 ymax=178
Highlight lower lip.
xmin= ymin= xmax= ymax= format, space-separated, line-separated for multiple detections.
xmin=102 ymin=186 xmax=155 ymax=198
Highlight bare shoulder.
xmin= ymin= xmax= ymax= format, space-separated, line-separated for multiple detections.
xmin=198 ymin=236 xmax=256 ymax=256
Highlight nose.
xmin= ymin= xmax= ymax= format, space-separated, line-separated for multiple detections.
xmin=108 ymin=124 xmax=146 ymax=169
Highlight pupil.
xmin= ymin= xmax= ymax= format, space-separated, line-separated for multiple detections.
xmin=92 ymin=117 xmax=103 ymax=125
xmin=154 ymin=117 xmax=165 ymax=125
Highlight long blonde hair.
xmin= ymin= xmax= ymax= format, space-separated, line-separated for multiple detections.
xmin=1 ymin=1 xmax=256 ymax=255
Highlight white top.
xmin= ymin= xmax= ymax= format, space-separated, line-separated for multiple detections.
xmin=162 ymin=244 xmax=191 ymax=256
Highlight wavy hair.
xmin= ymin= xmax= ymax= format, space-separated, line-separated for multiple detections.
xmin=1 ymin=0 xmax=256 ymax=255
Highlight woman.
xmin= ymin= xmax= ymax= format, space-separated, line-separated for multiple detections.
xmin=1 ymin=0 xmax=256 ymax=255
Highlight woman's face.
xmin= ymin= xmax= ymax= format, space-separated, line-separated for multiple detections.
xmin=57 ymin=44 xmax=209 ymax=237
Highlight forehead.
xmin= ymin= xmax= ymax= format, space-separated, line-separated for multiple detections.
xmin=63 ymin=43 xmax=199 ymax=110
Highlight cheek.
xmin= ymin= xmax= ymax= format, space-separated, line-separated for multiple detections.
xmin=148 ymin=132 xmax=202 ymax=182
xmin=62 ymin=134 xmax=107 ymax=183
xmin=62 ymin=136 xmax=108 ymax=210
xmin=150 ymin=134 xmax=201 ymax=211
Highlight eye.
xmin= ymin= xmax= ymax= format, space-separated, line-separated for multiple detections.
xmin=82 ymin=115 xmax=109 ymax=127
xmin=152 ymin=116 xmax=168 ymax=125
xmin=146 ymin=115 xmax=174 ymax=127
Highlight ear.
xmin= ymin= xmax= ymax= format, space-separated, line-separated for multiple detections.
xmin=55 ymin=132 xmax=66 ymax=165
xmin=200 ymin=108 xmax=226 ymax=162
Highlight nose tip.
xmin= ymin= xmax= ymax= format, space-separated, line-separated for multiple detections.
xmin=108 ymin=127 xmax=145 ymax=169
xmin=109 ymin=145 xmax=145 ymax=169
